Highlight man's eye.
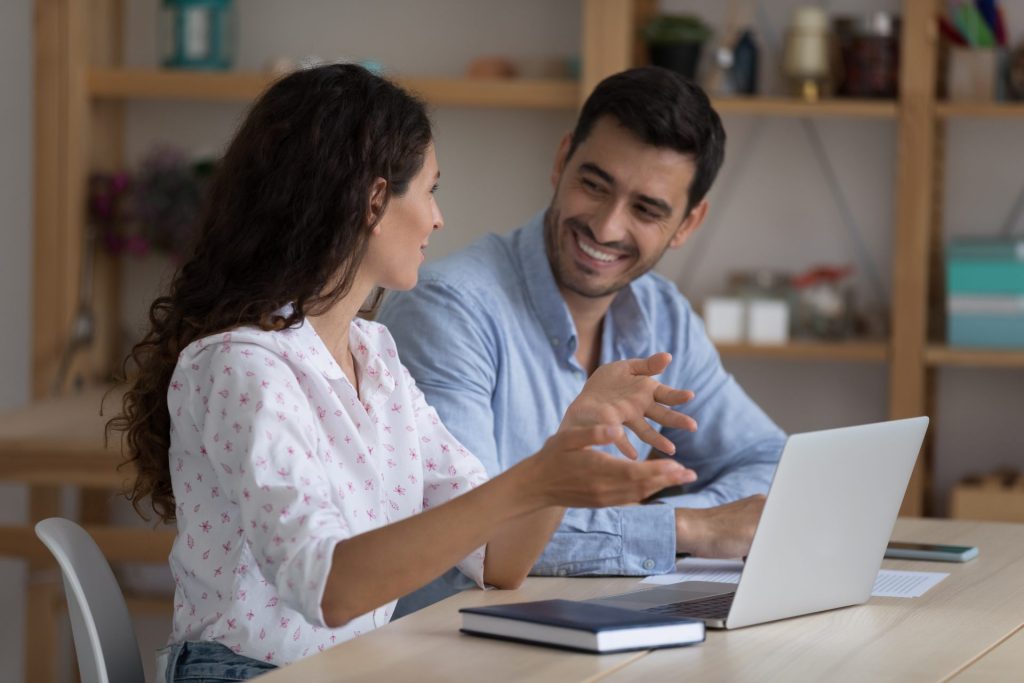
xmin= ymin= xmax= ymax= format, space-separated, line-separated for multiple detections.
xmin=581 ymin=179 xmax=603 ymax=193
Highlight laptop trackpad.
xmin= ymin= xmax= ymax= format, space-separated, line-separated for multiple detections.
xmin=588 ymin=581 xmax=738 ymax=610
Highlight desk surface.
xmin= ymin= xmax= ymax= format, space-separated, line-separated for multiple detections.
xmin=259 ymin=518 xmax=1024 ymax=683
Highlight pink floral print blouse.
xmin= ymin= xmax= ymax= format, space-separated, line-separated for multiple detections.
xmin=166 ymin=315 xmax=488 ymax=666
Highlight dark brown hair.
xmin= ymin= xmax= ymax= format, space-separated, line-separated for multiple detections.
xmin=568 ymin=66 xmax=726 ymax=213
xmin=108 ymin=64 xmax=432 ymax=523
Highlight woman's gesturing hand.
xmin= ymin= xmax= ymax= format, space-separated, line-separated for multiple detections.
xmin=562 ymin=352 xmax=697 ymax=459
xmin=526 ymin=425 xmax=697 ymax=509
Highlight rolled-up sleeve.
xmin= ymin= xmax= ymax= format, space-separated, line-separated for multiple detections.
xmin=194 ymin=343 xmax=350 ymax=627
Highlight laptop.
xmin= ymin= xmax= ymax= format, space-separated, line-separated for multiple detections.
xmin=587 ymin=417 xmax=929 ymax=630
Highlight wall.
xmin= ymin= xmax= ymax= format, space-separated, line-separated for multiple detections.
xmin=0 ymin=0 xmax=33 ymax=681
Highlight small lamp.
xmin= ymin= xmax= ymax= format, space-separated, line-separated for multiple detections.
xmin=161 ymin=0 xmax=235 ymax=70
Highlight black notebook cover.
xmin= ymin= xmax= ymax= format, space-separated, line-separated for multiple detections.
xmin=459 ymin=599 xmax=705 ymax=654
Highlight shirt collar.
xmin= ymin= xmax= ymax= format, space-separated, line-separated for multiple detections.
xmin=514 ymin=210 xmax=653 ymax=362
xmin=290 ymin=316 xmax=346 ymax=380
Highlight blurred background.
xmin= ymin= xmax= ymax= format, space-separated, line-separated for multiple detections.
xmin=1 ymin=1 xmax=1023 ymax=681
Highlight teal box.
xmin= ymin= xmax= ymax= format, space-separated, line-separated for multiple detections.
xmin=946 ymin=238 xmax=1024 ymax=295
xmin=947 ymin=312 xmax=1024 ymax=348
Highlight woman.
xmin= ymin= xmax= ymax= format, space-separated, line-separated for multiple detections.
xmin=112 ymin=64 xmax=696 ymax=681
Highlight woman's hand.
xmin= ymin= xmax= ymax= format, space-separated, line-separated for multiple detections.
xmin=525 ymin=425 xmax=697 ymax=508
xmin=562 ymin=352 xmax=697 ymax=459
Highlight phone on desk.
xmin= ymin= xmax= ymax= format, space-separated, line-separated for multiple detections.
xmin=885 ymin=541 xmax=979 ymax=562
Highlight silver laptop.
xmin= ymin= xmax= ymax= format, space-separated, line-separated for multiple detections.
xmin=587 ymin=417 xmax=929 ymax=629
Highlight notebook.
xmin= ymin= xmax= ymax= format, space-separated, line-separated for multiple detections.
xmin=587 ymin=417 xmax=930 ymax=630
xmin=459 ymin=598 xmax=704 ymax=653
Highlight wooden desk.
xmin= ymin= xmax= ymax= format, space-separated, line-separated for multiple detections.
xmin=258 ymin=519 xmax=1024 ymax=683
xmin=0 ymin=387 xmax=175 ymax=683
xmin=953 ymin=624 xmax=1024 ymax=681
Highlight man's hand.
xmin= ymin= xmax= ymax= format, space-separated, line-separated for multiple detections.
xmin=675 ymin=495 xmax=766 ymax=558
xmin=562 ymin=352 xmax=697 ymax=459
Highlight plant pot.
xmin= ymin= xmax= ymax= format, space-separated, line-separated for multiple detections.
xmin=648 ymin=41 xmax=704 ymax=80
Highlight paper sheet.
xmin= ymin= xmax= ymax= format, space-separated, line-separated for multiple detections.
xmin=640 ymin=557 xmax=949 ymax=598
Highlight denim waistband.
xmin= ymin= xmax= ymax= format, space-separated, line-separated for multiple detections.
xmin=159 ymin=641 xmax=278 ymax=682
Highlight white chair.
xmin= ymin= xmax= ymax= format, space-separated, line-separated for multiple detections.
xmin=35 ymin=517 xmax=145 ymax=683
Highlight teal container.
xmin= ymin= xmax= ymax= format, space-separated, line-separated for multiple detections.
xmin=946 ymin=238 xmax=1024 ymax=295
xmin=948 ymin=312 xmax=1024 ymax=348
xmin=161 ymin=0 xmax=235 ymax=70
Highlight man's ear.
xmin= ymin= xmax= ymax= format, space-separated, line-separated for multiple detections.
xmin=367 ymin=178 xmax=388 ymax=233
xmin=550 ymin=133 xmax=572 ymax=189
xmin=668 ymin=198 xmax=709 ymax=250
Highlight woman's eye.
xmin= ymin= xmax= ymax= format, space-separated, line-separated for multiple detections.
xmin=431 ymin=184 xmax=440 ymax=194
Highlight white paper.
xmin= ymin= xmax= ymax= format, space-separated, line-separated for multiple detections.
xmin=641 ymin=557 xmax=948 ymax=598
xmin=870 ymin=569 xmax=948 ymax=598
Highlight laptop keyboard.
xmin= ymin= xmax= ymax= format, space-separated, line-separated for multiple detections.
xmin=643 ymin=591 xmax=736 ymax=620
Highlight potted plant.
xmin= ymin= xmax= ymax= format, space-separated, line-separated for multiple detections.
xmin=643 ymin=14 xmax=713 ymax=80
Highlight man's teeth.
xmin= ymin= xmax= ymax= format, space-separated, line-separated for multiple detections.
xmin=578 ymin=237 xmax=618 ymax=262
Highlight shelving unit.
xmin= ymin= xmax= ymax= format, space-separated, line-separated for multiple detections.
xmin=88 ymin=67 xmax=582 ymax=110
xmin=936 ymin=102 xmax=1024 ymax=119
xmin=31 ymin=0 xmax=944 ymax=525
xmin=710 ymin=96 xmax=898 ymax=119
xmin=924 ymin=345 xmax=1024 ymax=369
xmin=716 ymin=340 xmax=889 ymax=363
xmin=29 ymin=0 xmax=1022 ymax=600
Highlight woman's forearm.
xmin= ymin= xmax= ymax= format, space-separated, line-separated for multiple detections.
xmin=482 ymin=505 xmax=565 ymax=588
xmin=320 ymin=456 xmax=546 ymax=627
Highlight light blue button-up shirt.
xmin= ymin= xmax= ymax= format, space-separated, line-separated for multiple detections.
xmin=379 ymin=211 xmax=785 ymax=616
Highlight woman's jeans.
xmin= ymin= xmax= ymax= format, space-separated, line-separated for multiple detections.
xmin=158 ymin=641 xmax=278 ymax=682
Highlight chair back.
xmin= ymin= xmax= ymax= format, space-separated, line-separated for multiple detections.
xmin=35 ymin=517 xmax=145 ymax=683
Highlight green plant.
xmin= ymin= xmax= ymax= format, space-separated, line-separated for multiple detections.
xmin=643 ymin=14 xmax=712 ymax=45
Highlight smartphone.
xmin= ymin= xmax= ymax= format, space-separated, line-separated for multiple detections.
xmin=884 ymin=541 xmax=979 ymax=562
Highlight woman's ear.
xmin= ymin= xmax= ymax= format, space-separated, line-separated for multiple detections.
xmin=367 ymin=178 xmax=388 ymax=233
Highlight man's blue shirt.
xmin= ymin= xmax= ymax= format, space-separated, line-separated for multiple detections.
xmin=378 ymin=211 xmax=785 ymax=614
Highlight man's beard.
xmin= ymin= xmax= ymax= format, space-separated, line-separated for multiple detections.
xmin=543 ymin=207 xmax=662 ymax=299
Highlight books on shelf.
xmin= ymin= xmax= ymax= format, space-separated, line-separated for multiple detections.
xmin=459 ymin=599 xmax=705 ymax=654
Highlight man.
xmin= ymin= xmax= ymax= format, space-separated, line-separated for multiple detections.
xmin=378 ymin=67 xmax=785 ymax=615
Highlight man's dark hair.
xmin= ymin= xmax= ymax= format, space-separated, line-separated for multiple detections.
xmin=567 ymin=66 xmax=726 ymax=214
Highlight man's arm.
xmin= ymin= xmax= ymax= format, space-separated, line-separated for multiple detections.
xmin=379 ymin=280 xmax=681 ymax=577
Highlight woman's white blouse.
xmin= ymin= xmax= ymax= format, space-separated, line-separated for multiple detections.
xmin=166 ymin=317 xmax=488 ymax=666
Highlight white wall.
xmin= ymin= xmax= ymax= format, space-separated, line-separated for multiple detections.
xmin=0 ymin=0 xmax=32 ymax=681
xmin=3 ymin=0 xmax=1023 ymax=680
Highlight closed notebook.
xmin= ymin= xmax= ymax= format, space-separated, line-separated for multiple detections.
xmin=459 ymin=599 xmax=705 ymax=654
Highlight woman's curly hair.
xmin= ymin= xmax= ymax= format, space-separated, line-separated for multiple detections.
xmin=107 ymin=64 xmax=433 ymax=523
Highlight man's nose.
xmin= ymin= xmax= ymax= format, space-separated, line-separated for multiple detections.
xmin=589 ymin=199 xmax=629 ymax=245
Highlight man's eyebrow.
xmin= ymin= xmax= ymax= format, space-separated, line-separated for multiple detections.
xmin=579 ymin=161 xmax=673 ymax=216
xmin=636 ymin=193 xmax=672 ymax=216
xmin=579 ymin=162 xmax=615 ymax=185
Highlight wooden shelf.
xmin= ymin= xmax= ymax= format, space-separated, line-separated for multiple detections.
xmin=711 ymin=96 xmax=898 ymax=119
xmin=87 ymin=67 xmax=580 ymax=110
xmin=86 ymin=70 xmax=906 ymax=117
xmin=936 ymin=102 xmax=1024 ymax=119
xmin=925 ymin=345 xmax=1024 ymax=369
xmin=716 ymin=339 xmax=889 ymax=363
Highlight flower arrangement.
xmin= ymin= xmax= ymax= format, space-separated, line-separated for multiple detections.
xmin=88 ymin=146 xmax=216 ymax=260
